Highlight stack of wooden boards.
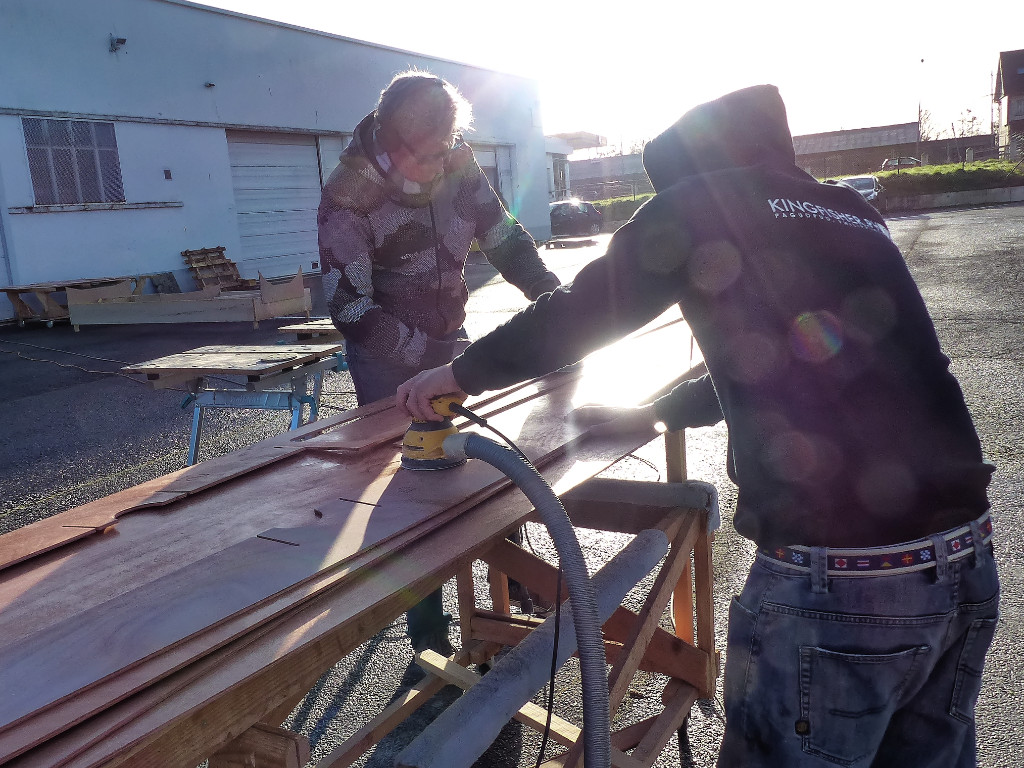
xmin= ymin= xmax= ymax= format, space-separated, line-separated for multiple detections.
xmin=0 ymin=315 xmax=710 ymax=768
xmin=2 ymin=277 xmax=149 ymax=328
xmin=66 ymin=268 xmax=312 ymax=330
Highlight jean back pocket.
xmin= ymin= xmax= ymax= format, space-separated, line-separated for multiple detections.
xmin=799 ymin=644 xmax=929 ymax=765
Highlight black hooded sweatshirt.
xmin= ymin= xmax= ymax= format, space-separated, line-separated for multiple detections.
xmin=453 ymin=85 xmax=992 ymax=549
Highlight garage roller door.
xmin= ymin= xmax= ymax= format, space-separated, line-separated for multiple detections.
xmin=227 ymin=131 xmax=321 ymax=279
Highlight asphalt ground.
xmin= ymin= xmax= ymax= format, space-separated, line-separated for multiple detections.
xmin=0 ymin=204 xmax=1022 ymax=766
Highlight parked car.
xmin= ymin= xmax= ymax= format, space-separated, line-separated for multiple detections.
xmin=837 ymin=175 xmax=886 ymax=210
xmin=549 ymin=199 xmax=603 ymax=237
xmin=880 ymin=156 xmax=921 ymax=172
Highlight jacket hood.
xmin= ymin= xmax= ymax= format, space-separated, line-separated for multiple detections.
xmin=642 ymin=85 xmax=796 ymax=192
xmin=326 ymin=112 xmax=437 ymax=209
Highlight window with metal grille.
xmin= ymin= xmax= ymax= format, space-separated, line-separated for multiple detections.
xmin=22 ymin=118 xmax=125 ymax=205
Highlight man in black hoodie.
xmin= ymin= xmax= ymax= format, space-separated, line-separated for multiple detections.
xmin=396 ymin=85 xmax=999 ymax=767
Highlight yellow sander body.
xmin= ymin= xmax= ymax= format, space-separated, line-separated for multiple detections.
xmin=400 ymin=394 xmax=467 ymax=471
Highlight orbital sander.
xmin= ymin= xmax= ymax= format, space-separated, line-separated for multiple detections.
xmin=400 ymin=393 xmax=467 ymax=471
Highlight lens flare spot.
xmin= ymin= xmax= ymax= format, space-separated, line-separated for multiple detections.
xmin=855 ymin=463 xmax=917 ymax=515
xmin=790 ymin=310 xmax=843 ymax=363
xmin=689 ymin=240 xmax=742 ymax=294
xmin=841 ymin=287 xmax=897 ymax=341
xmin=764 ymin=430 xmax=818 ymax=481
xmin=727 ymin=332 xmax=782 ymax=384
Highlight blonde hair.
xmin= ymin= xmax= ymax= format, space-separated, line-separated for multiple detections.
xmin=374 ymin=70 xmax=472 ymax=151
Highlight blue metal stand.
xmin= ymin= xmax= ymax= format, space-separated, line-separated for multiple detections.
xmin=182 ymin=356 xmax=338 ymax=466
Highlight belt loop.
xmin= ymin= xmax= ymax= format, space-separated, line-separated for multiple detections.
xmin=929 ymin=534 xmax=950 ymax=582
xmin=969 ymin=519 xmax=988 ymax=568
xmin=810 ymin=547 xmax=829 ymax=593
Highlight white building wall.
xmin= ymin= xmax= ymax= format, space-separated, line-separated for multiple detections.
xmin=0 ymin=0 xmax=550 ymax=315
xmin=0 ymin=117 xmax=240 ymax=285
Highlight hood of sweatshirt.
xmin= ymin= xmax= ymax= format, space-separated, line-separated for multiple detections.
xmin=325 ymin=112 xmax=441 ymax=211
xmin=641 ymin=84 xmax=797 ymax=192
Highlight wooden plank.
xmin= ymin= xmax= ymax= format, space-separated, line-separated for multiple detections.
xmin=0 ymin=317 xmax=698 ymax=763
xmin=0 ymin=442 xmax=304 ymax=574
xmin=3 ymin=487 xmax=523 ymax=767
xmin=560 ymin=478 xmax=715 ymax=535
xmin=4 ymin=423 xmax=669 ymax=768
xmin=316 ymin=645 xmax=479 ymax=768
xmin=123 ymin=286 xmax=222 ymax=302
xmin=258 ymin=270 xmax=304 ymax=305
xmin=297 ymin=371 xmax=579 ymax=452
xmin=69 ymin=295 xmax=258 ymax=326
xmin=629 ymin=680 xmax=698 ymax=765
xmin=2 ymin=290 xmax=40 ymax=321
xmin=67 ymin=286 xmax=310 ymax=327
xmin=64 ymin=281 xmax=134 ymax=307
xmin=0 ymin=487 xmax=181 ymax=573
xmin=479 ymin=541 xmax=712 ymax=689
xmin=8 ymin=446 xmax=646 ymax=765
xmin=412 ymin=650 xmax=646 ymax=768
xmin=278 ymin=319 xmax=342 ymax=340
xmin=558 ymin=518 xmax=703 ymax=768
xmin=0 ymin=379 xmax=615 ymax=752
xmin=253 ymin=291 xmax=312 ymax=323
xmin=208 ymin=723 xmax=309 ymax=768
xmin=124 ymin=344 xmax=342 ymax=378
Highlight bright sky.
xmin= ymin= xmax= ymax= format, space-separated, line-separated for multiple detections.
xmin=200 ymin=0 xmax=1022 ymax=153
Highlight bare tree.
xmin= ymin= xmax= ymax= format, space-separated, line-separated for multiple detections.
xmin=627 ymin=138 xmax=649 ymax=155
xmin=918 ymin=108 xmax=937 ymax=141
xmin=955 ymin=109 xmax=983 ymax=137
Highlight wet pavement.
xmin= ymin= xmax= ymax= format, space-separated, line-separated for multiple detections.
xmin=1 ymin=205 xmax=1021 ymax=766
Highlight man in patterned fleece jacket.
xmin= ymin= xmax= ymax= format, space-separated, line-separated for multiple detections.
xmin=319 ymin=71 xmax=560 ymax=406
xmin=318 ymin=71 xmax=559 ymax=655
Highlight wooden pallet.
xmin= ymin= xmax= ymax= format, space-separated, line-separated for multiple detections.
xmin=181 ymin=247 xmax=258 ymax=291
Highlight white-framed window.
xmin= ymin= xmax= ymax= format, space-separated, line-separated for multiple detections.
xmin=1010 ymin=96 xmax=1024 ymax=122
xmin=22 ymin=118 xmax=125 ymax=205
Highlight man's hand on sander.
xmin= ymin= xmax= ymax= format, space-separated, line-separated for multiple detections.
xmin=397 ymin=363 xmax=465 ymax=421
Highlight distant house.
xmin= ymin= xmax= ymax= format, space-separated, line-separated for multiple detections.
xmin=994 ymin=48 xmax=1024 ymax=159
xmin=0 ymin=0 xmax=552 ymax=320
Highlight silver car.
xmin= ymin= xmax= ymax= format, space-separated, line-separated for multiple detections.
xmin=837 ymin=175 xmax=886 ymax=211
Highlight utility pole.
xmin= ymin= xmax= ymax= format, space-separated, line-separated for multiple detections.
xmin=916 ymin=57 xmax=924 ymax=164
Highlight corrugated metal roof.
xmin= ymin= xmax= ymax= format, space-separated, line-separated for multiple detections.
xmin=995 ymin=49 xmax=1024 ymax=99
xmin=793 ymin=123 xmax=919 ymax=154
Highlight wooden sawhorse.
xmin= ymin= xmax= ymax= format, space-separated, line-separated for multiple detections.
xmin=312 ymin=472 xmax=719 ymax=768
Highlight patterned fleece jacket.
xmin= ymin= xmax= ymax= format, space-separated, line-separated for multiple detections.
xmin=318 ymin=113 xmax=560 ymax=368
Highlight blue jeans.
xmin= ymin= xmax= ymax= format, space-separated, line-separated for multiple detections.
xmin=346 ymin=330 xmax=468 ymax=406
xmin=346 ymin=332 xmax=467 ymax=648
xmin=718 ymin=526 xmax=999 ymax=767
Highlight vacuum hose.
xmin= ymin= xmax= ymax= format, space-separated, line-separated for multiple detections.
xmin=444 ymin=432 xmax=611 ymax=768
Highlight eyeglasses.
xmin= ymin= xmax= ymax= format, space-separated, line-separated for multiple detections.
xmin=400 ymin=133 xmax=465 ymax=165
